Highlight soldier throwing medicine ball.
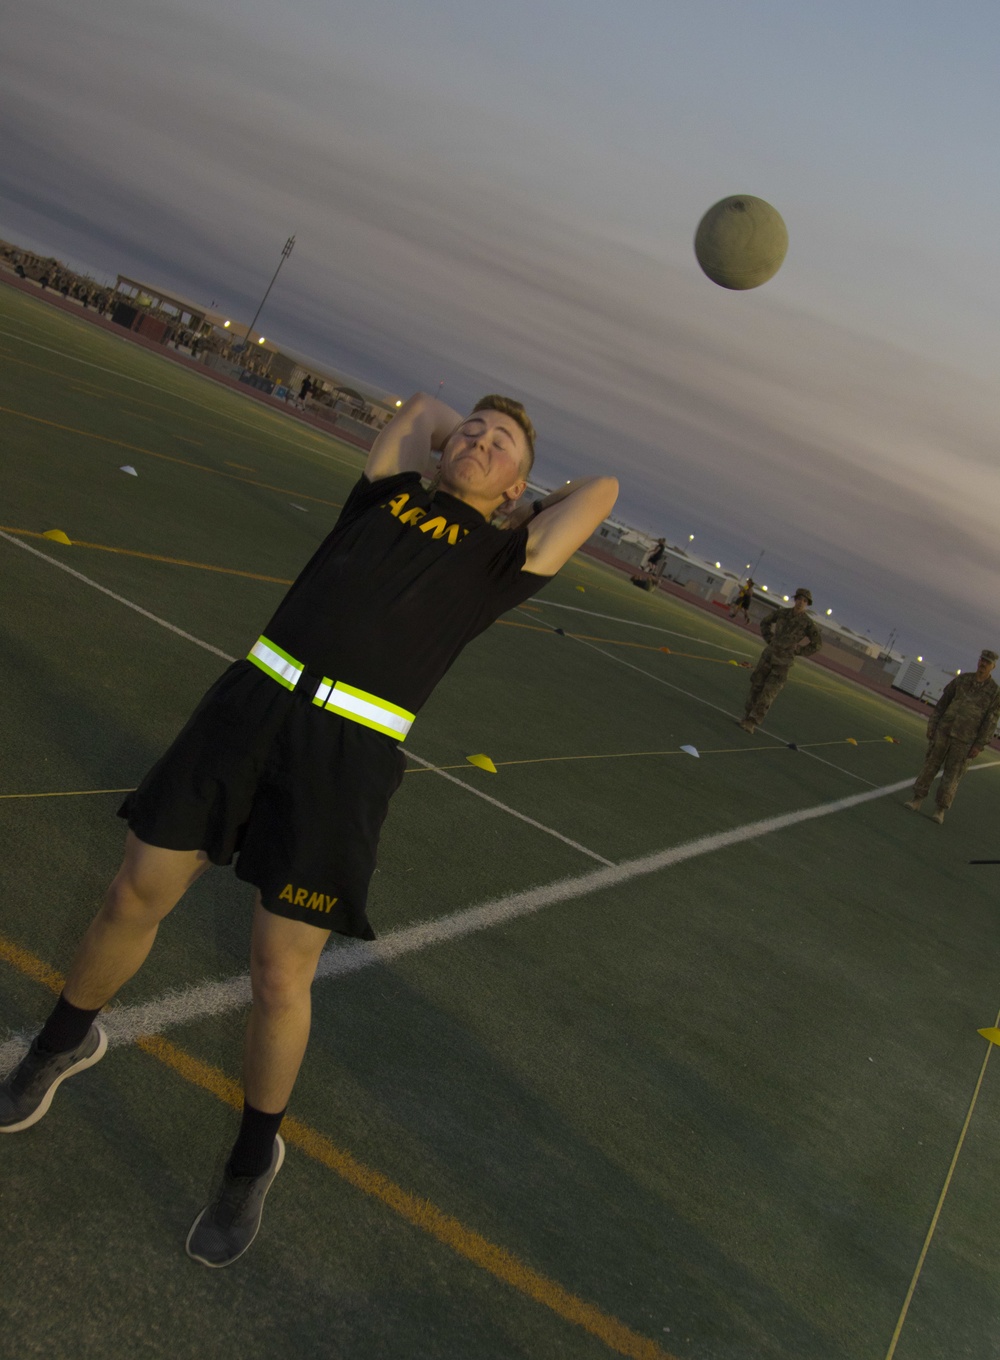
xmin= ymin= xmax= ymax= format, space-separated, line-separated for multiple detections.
xmin=738 ymin=588 xmax=821 ymax=734
xmin=0 ymin=391 xmax=618 ymax=1268
xmin=904 ymin=650 xmax=1000 ymax=824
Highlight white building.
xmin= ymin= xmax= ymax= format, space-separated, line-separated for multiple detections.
xmin=892 ymin=658 xmax=957 ymax=705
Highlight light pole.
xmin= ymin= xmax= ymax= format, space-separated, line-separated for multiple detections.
xmin=242 ymin=235 xmax=295 ymax=349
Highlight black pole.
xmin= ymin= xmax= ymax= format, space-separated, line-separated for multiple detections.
xmin=243 ymin=235 xmax=295 ymax=349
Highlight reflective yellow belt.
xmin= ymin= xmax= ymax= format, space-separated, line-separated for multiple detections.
xmin=247 ymin=636 xmax=414 ymax=742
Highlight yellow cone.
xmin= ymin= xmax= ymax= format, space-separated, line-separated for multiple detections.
xmin=978 ymin=1027 xmax=1000 ymax=1047
xmin=466 ymin=754 xmax=497 ymax=774
xmin=727 ymin=659 xmax=739 ymax=665
xmin=575 ymin=586 xmax=585 ymax=592
xmin=42 ymin=529 xmax=72 ymax=545
xmin=846 ymin=737 xmax=858 ymax=746
xmin=883 ymin=735 xmax=899 ymax=744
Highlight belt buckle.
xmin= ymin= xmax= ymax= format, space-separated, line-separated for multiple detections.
xmin=294 ymin=668 xmax=325 ymax=703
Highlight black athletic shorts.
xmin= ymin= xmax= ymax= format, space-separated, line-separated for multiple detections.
xmin=118 ymin=661 xmax=407 ymax=937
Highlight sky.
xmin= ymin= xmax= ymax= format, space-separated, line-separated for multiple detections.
xmin=4 ymin=0 xmax=1000 ymax=668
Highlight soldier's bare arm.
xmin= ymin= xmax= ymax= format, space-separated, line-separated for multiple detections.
xmin=523 ymin=477 xmax=620 ymax=576
xmin=365 ymin=392 xmax=465 ymax=483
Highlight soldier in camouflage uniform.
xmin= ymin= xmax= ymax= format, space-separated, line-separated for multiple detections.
xmin=738 ymin=587 xmax=822 ymax=734
xmin=904 ymin=649 xmax=1000 ymax=824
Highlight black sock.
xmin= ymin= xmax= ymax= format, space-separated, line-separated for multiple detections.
xmin=36 ymin=993 xmax=102 ymax=1054
xmin=227 ymin=1100 xmax=286 ymax=1178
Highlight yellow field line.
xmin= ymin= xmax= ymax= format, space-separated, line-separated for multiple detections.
xmin=0 ymin=404 xmax=342 ymax=508
xmin=0 ymin=341 xmax=358 ymax=468
xmin=882 ymin=1007 xmax=1000 ymax=1360
xmin=0 ymin=935 xmax=64 ymax=995
xmin=143 ymin=1034 xmax=675 ymax=1358
xmin=0 ymin=787 xmax=133 ymax=800
xmin=0 ymin=734 xmax=895 ymax=796
xmin=406 ymin=738 xmax=894 ymax=774
xmin=0 ymin=933 xmax=674 ymax=1360
xmin=501 ymin=619 xmax=660 ymax=650
xmin=0 ymin=526 xmax=296 ymax=586
xmin=501 ymin=617 xmax=746 ymax=664
xmin=0 ymin=526 xmax=775 ymax=673
xmin=802 ymin=739 xmax=892 ymax=749
xmin=407 ymin=746 xmax=776 ymax=772
xmin=0 ymin=532 xmax=739 ymax=648
xmin=67 ymin=376 xmax=197 ymax=443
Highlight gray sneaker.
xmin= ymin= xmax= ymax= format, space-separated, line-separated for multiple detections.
xmin=186 ymin=1135 xmax=285 ymax=1268
xmin=0 ymin=1024 xmax=108 ymax=1133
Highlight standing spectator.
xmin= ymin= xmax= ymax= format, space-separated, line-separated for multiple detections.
xmin=738 ymin=588 xmax=821 ymax=733
xmin=904 ymin=650 xmax=1000 ymax=823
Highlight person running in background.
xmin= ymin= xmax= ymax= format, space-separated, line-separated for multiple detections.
xmin=631 ymin=537 xmax=666 ymax=591
xmin=729 ymin=578 xmax=755 ymax=624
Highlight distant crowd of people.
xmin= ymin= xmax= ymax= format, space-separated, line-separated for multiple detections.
xmin=1 ymin=245 xmax=387 ymax=429
xmin=10 ymin=256 xmax=113 ymax=315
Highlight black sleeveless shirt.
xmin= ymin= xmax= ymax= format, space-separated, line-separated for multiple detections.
xmin=261 ymin=472 xmax=551 ymax=713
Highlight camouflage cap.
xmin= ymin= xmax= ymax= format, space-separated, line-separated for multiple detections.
xmin=980 ymin=649 xmax=998 ymax=663
xmin=793 ymin=587 xmax=813 ymax=605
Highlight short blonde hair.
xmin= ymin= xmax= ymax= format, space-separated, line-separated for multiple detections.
xmin=472 ymin=394 xmax=536 ymax=473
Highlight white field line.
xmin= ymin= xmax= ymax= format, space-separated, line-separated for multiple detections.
xmin=0 ymin=531 xmax=234 ymax=662
xmin=404 ymin=751 xmax=613 ymax=866
xmin=0 ymin=531 xmax=609 ymax=863
xmin=0 ymin=323 xmax=361 ymax=472
xmin=0 ymin=774 xmax=917 ymax=1066
xmin=529 ymin=598 xmax=752 ymax=653
xmin=560 ymin=627 xmax=877 ymax=788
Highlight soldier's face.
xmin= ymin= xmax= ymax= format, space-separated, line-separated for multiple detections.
xmin=976 ymin=657 xmax=995 ymax=680
xmin=439 ymin=410 xmax=529 ymax=507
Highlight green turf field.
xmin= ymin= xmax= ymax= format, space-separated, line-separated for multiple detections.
xmin=2 ymin=281 xmax=999 ymax=1360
